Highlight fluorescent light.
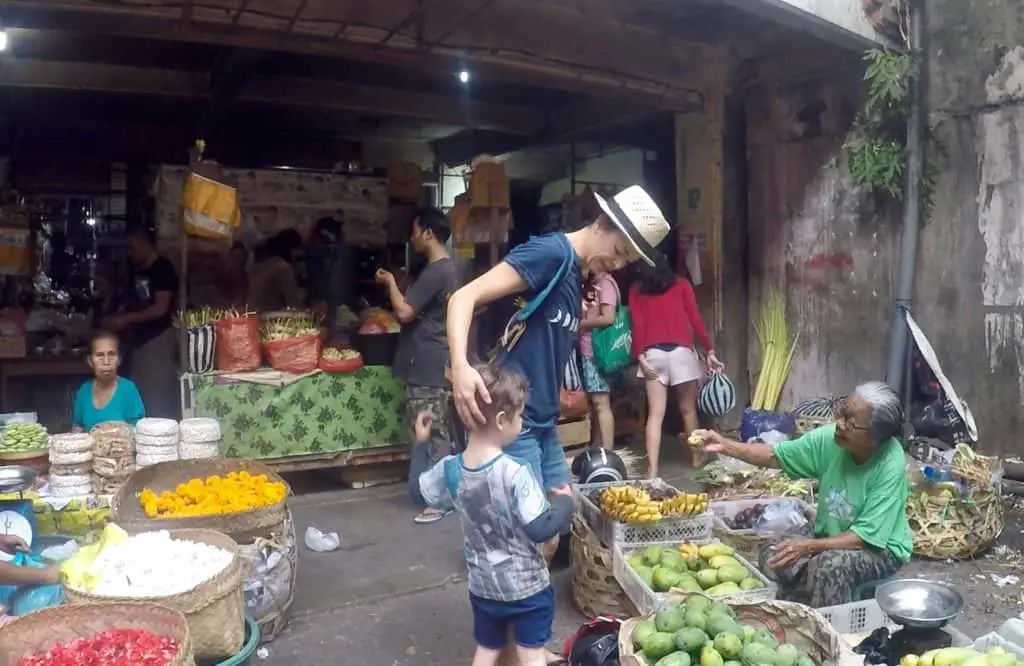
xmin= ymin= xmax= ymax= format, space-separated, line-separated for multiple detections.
xmin=0 ymin=31 xmax=7 ymax=53
xmin=85 ymin=217 xmax=97 ymax=227
xmin=457 ymin=70 xmax=470 ymax=84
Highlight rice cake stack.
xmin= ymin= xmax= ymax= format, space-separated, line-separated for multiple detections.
xmin=48 ymin=433 xmax=94 ymax=497
xmin=135 ymin=418 xmax=180 ymax=469
xmin=178 ymin=418 xmax=221 ymax=460
xmin=90 ymin=421 xmax=136 ymax=495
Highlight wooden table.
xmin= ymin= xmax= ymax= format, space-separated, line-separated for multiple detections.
xmin=0 ymin=355 xmax=91 ymax=412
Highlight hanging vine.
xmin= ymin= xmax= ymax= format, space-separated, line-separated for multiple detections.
xmin=843 ymin=4 xmax=940 ymax=218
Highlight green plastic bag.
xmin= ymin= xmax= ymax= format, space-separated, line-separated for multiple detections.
xmin=592 ymin=303 xmax=632 ymax=375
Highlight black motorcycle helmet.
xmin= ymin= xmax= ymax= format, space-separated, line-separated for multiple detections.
xmin=564 ymin=617 xmax=622 ymax=666
xmin=572 ymin=446 xmax=628 ymax=484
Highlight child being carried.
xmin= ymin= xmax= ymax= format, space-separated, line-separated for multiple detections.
xmin=409 ymin=363 xmax=574 ymax=666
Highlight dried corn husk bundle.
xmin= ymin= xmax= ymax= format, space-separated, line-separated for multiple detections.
xmin=176 ymin=307 xmax=235 ymax=330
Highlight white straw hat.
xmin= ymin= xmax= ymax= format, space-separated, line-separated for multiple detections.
xmin=593 ymin=185 xmax=672 ymax=266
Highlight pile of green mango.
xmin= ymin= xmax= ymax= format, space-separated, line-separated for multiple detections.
xmin=0 ymin=422 xmax=47 ymax=454
xmin=630 ymin=595 xmax=832 ymax=666
xmin=627 ymin=542 xmax=765 ymax=597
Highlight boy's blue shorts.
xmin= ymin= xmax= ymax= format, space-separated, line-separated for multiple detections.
xmin=469 ymin=587 xmax=555 ymax=650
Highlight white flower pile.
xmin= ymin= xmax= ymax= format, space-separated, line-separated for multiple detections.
xmin=86 ymin=530 xmax=233 ymax=598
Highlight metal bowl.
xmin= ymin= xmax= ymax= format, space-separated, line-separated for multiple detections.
xmin=876 ymin=578 xmax=964 ymax=629
xmin=0 ymin=465 xmax=38 ymax=494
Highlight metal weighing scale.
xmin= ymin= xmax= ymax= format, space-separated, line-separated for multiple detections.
xmin=0 ymin=466 xmax=38 ymax=559
xmin=860 ymin=579 xmax=966 ymax=663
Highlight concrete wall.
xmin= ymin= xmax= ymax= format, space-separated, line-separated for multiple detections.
xmin=916 ymin=0 xmax=1024 ymax=454
xmin=744 ymin=75 xmax=900 ymax=409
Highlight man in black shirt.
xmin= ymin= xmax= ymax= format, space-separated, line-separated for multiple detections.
xmin=376 ymin=207 xmax=460 ymax=524
xmin=105 ymin=229 xmax=179 ymax=418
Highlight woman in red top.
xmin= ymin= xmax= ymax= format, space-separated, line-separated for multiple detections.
xmin=629 ymin=259 xmax=724 ymax=476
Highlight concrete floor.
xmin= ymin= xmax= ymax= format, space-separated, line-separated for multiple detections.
xmin=255 ymin=438 xmax=701 ymax=665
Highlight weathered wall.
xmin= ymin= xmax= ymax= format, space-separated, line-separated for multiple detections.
xmin=918 ymin=0 xmax=1024 ymax=454
xmin=744 ymin=75 xmax=900 ymax=407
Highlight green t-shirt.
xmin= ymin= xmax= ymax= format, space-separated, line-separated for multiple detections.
xmin=773 ymin=424 xmax=913 ymax=562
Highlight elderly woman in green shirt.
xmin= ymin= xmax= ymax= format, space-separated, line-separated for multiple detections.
xmin=691 ymin=381 xmax=911 ymax=607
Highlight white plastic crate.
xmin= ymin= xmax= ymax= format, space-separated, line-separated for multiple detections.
xmin=575 ymin=479 xmax=713 ymax=548
xmin=612 ymin=539 xmax=776 ymax=615
xmin=973 ymin=633 xmax=1024 ymax=661
xmin=817 ymin=600 xmax=897 ymax=635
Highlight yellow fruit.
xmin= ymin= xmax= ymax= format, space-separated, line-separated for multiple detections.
xmin=902 ymin=656 xmax=920 ymax=666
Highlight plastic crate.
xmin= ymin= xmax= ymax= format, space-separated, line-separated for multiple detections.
xmin=574 ymin=479 xmax=713 ymax=548
xmin=816 ymin=599 xmax=898 ymax=635
xmin=973 ymin=633 xmax=1024 ymax=661
xmin=612 ymin=539 xmax=776 ymax=615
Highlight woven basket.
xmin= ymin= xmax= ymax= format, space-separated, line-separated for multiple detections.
xmin=570 ymin=516 xmax=636 ymax=619
xmin=238 ymin=507 xmax=298 ymax=643
xmin=618 ymin=593 xmax=842 ymax=666
xmin=0 ymin=601 xmax=196 ymax=666
xmin=112 ymin=459 xmax=291 ymax=544
xmin=907 ymin=487 xmax=1003 ymax=559
xmin=794 ymin=415 xmax=835 ymax=435
xmin=63 ymin=528 xmax=245 ymax=660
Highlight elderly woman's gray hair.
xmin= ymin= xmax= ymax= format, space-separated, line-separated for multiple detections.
xmin=854 ymin=381 xmax=904 ymax=441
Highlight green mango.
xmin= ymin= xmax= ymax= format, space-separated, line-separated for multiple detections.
xmin=684 ymin=595 xmax=713 ymax=614
xmin=657 ymin=653 xmax=693 ymax=666
xmin=696 ymin=569 xmax=719 ymax=589
xmin=677 ymin=575 xmax=705 ymax=594
xmin=775 ymin=644 xmax=800 ymax=666
xmin=752 ymin=629 xmax=779 ymax=650
xmin=662 ymin=550 xmax=689 ymax=573
xmin=705 ymin=614 xmax=741 ymax=640
xmin=741 ymin=642 xmax=778 ymax=666
xmin=708 ymin=555 xmax=744 ymax=570
xmin=633 ymin=620 xmax=658 ymax=649
xmin=628 ymin=553 xmax=648 ymax=571
xmin=708 ymin=602 xmax=735 ymax=618
xmin=715 ymin=634 xmax=744 ymax=661
xmin=702 ymin=645 xmax=726 ymax=666
xmin=656 ymin=609 xmax=686 ymax=633
xmin=675 ymin=627 xmax=710 ymax=654
xmin=683 ymin=609 xmax=707 ymax=631
xmin=652 ymin=566 xmax=683 ymax=593
xmin=739 ymin=577 xmax=763 ymax=591
xmin=645 ymin=545 xmax=666 ymax=567
xmin=705 ymin=581 xmax=742 ymax=597
xmin=644 ymin=632 xmax=679 ymax=662
xmin=716 ymin=565 xmax=749 ymax=585
xmin=742 ymin=627 xmax=758 ymax=644
xmin=795 ymin=657 xmax=815 ymax=666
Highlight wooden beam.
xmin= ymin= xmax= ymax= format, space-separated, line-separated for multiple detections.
xmin=0 ymin=58 xmax=547 ymax=134
xmin=0 ymin=3 xmax=707 ymax=109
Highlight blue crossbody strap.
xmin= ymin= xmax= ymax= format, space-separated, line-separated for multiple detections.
xmin=512 ymin=247 xmax=574 ymax=324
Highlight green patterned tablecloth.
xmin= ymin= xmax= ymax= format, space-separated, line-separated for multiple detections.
xmin=191 ymin=368 xmax=408 ymax=459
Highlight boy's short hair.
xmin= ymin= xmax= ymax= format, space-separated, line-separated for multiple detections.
xmin=474 ymin=363 xmax=528 ymax=423
xmin=416 ymin=207 xmax=451 ymax=244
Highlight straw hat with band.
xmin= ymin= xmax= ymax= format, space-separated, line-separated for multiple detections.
xmin=593 ymin=185 xmax=672 ymax=267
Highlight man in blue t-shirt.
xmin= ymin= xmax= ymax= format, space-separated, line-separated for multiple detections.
xmin=446 ymin=186 xmax=672 ymax=498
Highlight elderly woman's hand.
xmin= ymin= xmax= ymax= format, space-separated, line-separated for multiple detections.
xmin=689 ymin=429 xmax=725 ymax=452
xmin=766 ymin=538 xmax=818 ymax=568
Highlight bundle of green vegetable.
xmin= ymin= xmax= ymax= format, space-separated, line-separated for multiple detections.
xmin=175 ymin=307 xmax=247 ymax=329
xmin=751 ymin=290 xmax=799 ymax=412
xmin=260 ymin=312 xmax=321 ymax=342
xmin=1 ymin=422 xmax=48 ymax=453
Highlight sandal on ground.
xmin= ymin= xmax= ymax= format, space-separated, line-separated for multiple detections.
xmin=413 ymin=508 xmax=452 ymax=524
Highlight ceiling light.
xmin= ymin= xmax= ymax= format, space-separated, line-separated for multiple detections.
xmin=85 ymin=217 xmax=97 ymax=227
xmin=457 ymin=70 xmax=470 ymax=84
xmin=0 ymin=31 xmax=7 ymax=53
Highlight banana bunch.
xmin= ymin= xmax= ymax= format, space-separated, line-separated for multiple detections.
xmin=661 ymin=492 xmax=709 ymax=518
xmin=599 ymin=486 xmax=663 ymax=524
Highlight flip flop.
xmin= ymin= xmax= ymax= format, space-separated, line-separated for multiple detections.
xmin=413 ymin=509 xmax=452 ymax=524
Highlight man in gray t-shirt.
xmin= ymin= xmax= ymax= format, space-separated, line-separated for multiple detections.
xmin=376 ymin=207 xmax=460 ymax=524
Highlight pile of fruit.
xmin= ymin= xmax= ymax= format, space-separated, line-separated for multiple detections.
xmin=724 ymin=504 xmax=767 ymax=530
xmin=626 ymin=542 xmax=764 ymax=596
xmin=630 ymin=594 xmax=827 ymax=666
xmin=595 ymin=485 xmax=709 ymax=524
xmin=0 ymin=422 xmax=48 ymax=455
xmin=16 ymin=629 xmax=181 ymax=666
xmin=139 ymin=470 xmax=288 ymax=518
xmin=900 ymin=646 xmax=1018 ymax=666
xmin=358 ymin=308 xmax=401 ymax=334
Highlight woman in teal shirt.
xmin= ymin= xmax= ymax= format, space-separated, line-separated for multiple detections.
xmin=691 ymin=381 xmax=910 ymax=607
xmin=72 ymin=331 xmax=145 ymax=432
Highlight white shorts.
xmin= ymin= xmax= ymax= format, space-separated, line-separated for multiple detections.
xmin=638 ymin=346 xmax=703 ymax=386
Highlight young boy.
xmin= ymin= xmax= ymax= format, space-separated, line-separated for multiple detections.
xmin=408 ymin=364 xmax=574 ymax=666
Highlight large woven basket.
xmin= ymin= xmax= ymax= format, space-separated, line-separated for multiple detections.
xmin=63 ymin=528 xmax=245 ymax=660
xmin=618 ymin=593 xmax=842 ymax=666
xmin=0 ymin=602 xmax=196 ymax=666
xmin=908 ymin=487 xmax=1003 ymax=559
xmin=112 ymin=458 xmax=291 ymax=544
xmin=570 ymin=516 xmax=636 ymax=619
